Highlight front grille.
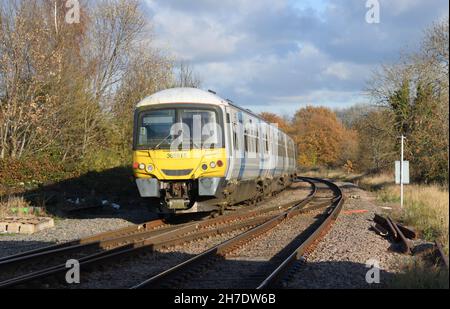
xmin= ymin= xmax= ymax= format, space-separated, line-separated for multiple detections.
xmin=162 ymin=169 xmax=193 ymax=176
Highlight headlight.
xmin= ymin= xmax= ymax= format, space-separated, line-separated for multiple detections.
xmin=210 ymin=162 xmax=217 ymax=169
xmin=138 ymin=163 xmax=146 ymax=170
xmin=202 ymin=164 xmax=208 ymax=171
xmin=147 ymin=164 xmax=154 ymax=173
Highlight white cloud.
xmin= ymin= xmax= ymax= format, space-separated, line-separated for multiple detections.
xmin=324 ymin=63 xmax=351 ymax=80
xmin=149 ymin=8 xmax=245 ymax=61
xmin=382 ymin=0 xmax=423 ymax=15
xmin=143 ymin=0 xmax=448 ymax=112
xmin=272 ymin=90 xmax=365 ymax=106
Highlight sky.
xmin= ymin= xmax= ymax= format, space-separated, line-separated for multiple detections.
xmin=143 ymin=0 xmax=448 ymax=116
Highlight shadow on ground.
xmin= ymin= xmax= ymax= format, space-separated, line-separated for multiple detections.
xmin=0 ymin=240 xmax=56 ymax=259
xmin=1 ymin=167 xmax=159 ymax=222
xmin=0 ymin=237 xmax=400 ymax=289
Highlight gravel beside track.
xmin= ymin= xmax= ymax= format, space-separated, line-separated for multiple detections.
xmin=65 ymin=182 xmax=312 ymax=289
xmin=0 ymin=181 xmax=312 ymax=289
xmin=1 ymin=180 xmax=410 ymax=289
xmin=176 ymin=209 xmax=325 ymax=289
xmin=0 ymin=182 xmax=309 ymax=259
xmin=286 ymin=181 xmax=411 ymax=289
xmin=160 ymin=182 xmax=334 ymax=289
xmin=69 ymin=229 xmax=252 ymax=289
xmin=0 ymin=218 xmax=142 ymax=258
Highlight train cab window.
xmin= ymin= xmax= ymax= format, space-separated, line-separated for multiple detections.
xmin=180 ymin=109 xmax=220 ymax=148
xmin=136 ymin=107 xmax=222 ymax=150
xmin=138 ymin=109 xmax=176 ymax=148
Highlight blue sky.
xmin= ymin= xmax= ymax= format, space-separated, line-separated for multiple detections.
xmin=144 ymin=0 xmax=448 ymax=116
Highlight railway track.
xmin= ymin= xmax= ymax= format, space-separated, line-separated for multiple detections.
xmin=0 ymin=179 xmax=317 ymax=289
xmin=132 ymin=177 xmax=344 ymax=289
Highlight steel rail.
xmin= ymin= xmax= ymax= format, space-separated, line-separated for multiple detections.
xmin=0 ymin=180 xmax=317 ymax=289
xmin=257 ymin=177 xmax=344 ymax=289
xmin=0 ymin=219 xmax=166 ymax=263
xmin=131 ymin=178 xmax=318 ymax=289
xmin=0 ymin=198 xmax=300 ymax=273
xmin=0 ymin=214 xmax=278 ymax=289
xmin=387 ymin=216 xmax=412 ymax=254
xmin=0 ymin=178 xmax=311 ymax=266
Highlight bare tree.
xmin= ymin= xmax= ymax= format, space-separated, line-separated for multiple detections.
xmin=86 ymin=0 xmax=146 ymax=103
xmin=0 ymin=0 xmax=66 ymax=159
xmin=0 ymin=0 xmax=192 ymax=166
xmin=175 ymin=61 xmax=202 ymax=88
xmin=111 ymin=44 xmax=173 ymax=155
xmin=0 ymin=0 xmax=174 ymax=161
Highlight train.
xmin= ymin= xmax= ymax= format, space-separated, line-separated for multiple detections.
xmin=132 ymin=88 xmax=297 ymax=213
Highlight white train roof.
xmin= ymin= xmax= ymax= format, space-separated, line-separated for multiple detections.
xmin=136 ymin=88 xmax=229 ymax=108
xmin=135 ymin=88 xmax=292 ymax=138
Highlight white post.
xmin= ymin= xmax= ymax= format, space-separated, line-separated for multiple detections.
xmin=54 ymin=1 xmax=59 ymax=35
xmin=400 ymin=135 xmax=404 ymax=209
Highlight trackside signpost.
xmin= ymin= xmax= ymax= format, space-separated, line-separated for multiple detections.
xmin=395 ymin=135 xmax=409 ymax=209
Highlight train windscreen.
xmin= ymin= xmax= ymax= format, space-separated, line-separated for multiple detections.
xmin=137 ymin=108 xmax=222 ymax=150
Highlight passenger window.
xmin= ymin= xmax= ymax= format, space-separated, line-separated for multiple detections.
xmin=256 ymin=130 xmax=259 ymax=154
xmin=233 ymin=121 xmax=238 ymax=151
xmin=244 ymin=131 xmax=249 ymax=153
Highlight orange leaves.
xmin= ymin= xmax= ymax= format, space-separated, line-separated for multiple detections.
xmin=291 ymin=106 xmax=357 ymax=168
xmin=259 ymin=112 xmax=290 ymax=133
xmin=260 ymin=107 xmax=359 ymax=169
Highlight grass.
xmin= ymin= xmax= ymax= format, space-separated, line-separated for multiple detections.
xmin=300 ymin=167 xmax=363 ymax=180
xmin=301 ymin=167 xmax=449 ymax=288
xmin=354 ymin=173 xmax=394 ymax=191
xmin=389 ymin=259 xmax=449 ymax=289
xmin=379 ymin=184 xmax=449 ymax=250
xmin=301 ymin=168 xmax=449 ymax=249
xmin=0 ymin=196 xmax=29 ymax=218
xmin=0 ymin=195 xmax=47 ymax=218
xmin=357 ymin=173 xmax=449 ymax=289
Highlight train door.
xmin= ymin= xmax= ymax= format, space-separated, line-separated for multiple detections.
xmin=259 ymin=120 xmax=267 ymax=178
xmin=225 ymin=107 xmax=243 ymax=180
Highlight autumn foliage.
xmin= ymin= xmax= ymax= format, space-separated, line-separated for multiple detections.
xmin=259 ymin=112 xmax=290 ymax=133
xmin=260 ymin=19 xmax=448 ymax=185
xmin=263 ymin=107 xmax=357 ymax=168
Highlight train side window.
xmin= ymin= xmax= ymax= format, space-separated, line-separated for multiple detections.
xmin=244 ymin=130 xmax=249 ymax=153
xmin=277 ymin=132 xmax=282 ymax=156
xmin=264 ymin=132 xmax=269 ymax=153
xmin=256 ymin=130 xmax=259 ymax=154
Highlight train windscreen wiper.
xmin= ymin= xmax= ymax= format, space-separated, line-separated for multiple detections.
xmin=154 ymin=133 xmax=177 ymax=150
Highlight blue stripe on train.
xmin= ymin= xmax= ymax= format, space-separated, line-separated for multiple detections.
xmin=258 ymin=119 xmax=264 ymax=178
xmin=237 ymin=112 xmax=246 ymax=181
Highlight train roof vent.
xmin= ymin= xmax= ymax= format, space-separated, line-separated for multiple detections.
xmin=208 ymin=89 xmax=217 ymax=95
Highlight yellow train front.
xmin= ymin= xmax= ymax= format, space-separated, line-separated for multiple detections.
xmin=133 ymin=88 xmax=297 ymax=213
